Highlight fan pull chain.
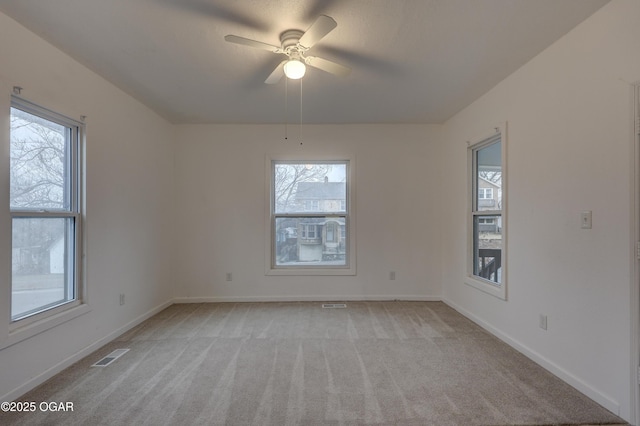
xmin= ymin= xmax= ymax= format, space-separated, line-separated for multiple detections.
xmin=299 ymin=78 xmax=303 ymax=145
xmin=284 ymin=77 xmax=288 ymax=140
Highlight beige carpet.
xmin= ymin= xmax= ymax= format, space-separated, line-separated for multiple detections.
xmin=0 ymin=301 xmax=627 ymax=425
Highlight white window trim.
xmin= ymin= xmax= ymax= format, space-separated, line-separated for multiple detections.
xmin=265 ymin=155 xmax=356 ymax=276
xmin=5 ymin=96 xmax=89 ymax=343
xmin=3 ymin=304 xmax=91 ymax=350
xmin=465 ymin=123 xmax=508 ymax=300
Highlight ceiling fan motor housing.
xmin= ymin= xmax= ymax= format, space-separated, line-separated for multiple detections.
xmin=280 ymin=29 xmax=305 ymax=54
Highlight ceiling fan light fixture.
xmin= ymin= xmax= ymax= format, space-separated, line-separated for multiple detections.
xmin=284 ymin=59 xmax=306 ymax=79
xmin=225 ymin=15 xmax=350 ymax=84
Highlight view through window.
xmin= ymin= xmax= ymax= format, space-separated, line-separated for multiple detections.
xmin=272 ymin=161 xmax=349 ymax=268
xmin=10 ymin=98 xmax=82 ymax=321
xmin=471 ymin=135 xmax=504 ymax=286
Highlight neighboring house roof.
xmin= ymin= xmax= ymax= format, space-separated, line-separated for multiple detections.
xmin=478 ymin=176 xmax=501 ymax=188
xmin=295 ymin=182 xmax=345 ymax=200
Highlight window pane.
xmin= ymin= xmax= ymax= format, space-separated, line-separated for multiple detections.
xmin=473 ymin=215 xmax=502 ymax=284
xmin=12 ymin=217 xmax=75 ymax=320
xmin=274 ymin=163 xmax=346 ymax=213
xmin=10 ymin=107 xmax=70 ymax=210
xmin=476 ymin=141 xmax=501 ymax=211
xmin=275 ymin=217 xmax=347 ymax=266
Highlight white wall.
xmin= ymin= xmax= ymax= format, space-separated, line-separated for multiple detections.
xmin=174 ymin=124 xmax=442 ymax=301
xmin=0 ymin=12 xmax=176 ymax=401
xmin=441 ymin=0 xmax=640 ymax=421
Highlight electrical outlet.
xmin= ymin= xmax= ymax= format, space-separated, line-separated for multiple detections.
xmin=539 ymin=314 xmax=547 ymax=330
xmin=226 ymin=273 xmax=232 ymax=282
xmin=389 ymin=271 xmax=396 ymax=280
xmin=119 ymin=293 xmax=125 ymax=306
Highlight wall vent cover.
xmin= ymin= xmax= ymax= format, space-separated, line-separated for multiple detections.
xmin=322 ymin=303 xmax=347 ymax=309
xmin=92 ymin=349 xmax=130 ymax=367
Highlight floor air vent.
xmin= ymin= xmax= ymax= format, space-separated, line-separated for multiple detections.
xmin=322 ymin=303 xmax=347 ymax=309
xmin=92 ymin=349 xmax=129 ymax=367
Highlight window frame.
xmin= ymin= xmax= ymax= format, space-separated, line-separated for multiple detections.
xmin=266 ymin=157 xmax=356 ymax=276
xmin=8 ymin=96 xmax=85 ymax=327
xmin=465 ymin=124 xmax=507 ymax=300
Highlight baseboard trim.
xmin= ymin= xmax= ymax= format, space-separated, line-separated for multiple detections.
xmin=0 ymin=299 xmax=174 ymax=403
xmin=442 ymin=298 xmax=621 ymax=417
xmin=172 ymin=295 xmax=442 ymax=303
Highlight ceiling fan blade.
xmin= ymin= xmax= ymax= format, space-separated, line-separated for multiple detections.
xmin=298 ymin=15 xmax=337 ymax=49
xmin=158 ymin=0 xmax=269 ymax=32
xmin=265 ymin=61 xmax=286 ymax=84
xmin=224 ymin=35 xmax=280 ymax=53
xmin=304 ymin=0 xmax=340 ymax=21
xmin=305 ymin=56 xmax=351 ymax=77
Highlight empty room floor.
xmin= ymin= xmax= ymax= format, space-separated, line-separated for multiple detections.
xmin=0 ymin=301 xmax=627 ymax=425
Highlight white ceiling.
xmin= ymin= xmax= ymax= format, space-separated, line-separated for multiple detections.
xmin=0 ymin=0 xmax=609 ymax=124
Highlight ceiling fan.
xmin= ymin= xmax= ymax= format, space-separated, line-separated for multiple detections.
xmin=224 ymin=15 xmax=351 ymax=84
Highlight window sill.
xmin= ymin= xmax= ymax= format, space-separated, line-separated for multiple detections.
xmin=464 ymin=275 xmax=506 ymax=300
xmin=266 ymin=266 xmax=356 ymax=276
xmin=1 ymin=303 xmax=91 ymax=350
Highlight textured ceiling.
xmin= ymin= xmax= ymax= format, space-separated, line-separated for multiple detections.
xmin=0 ymin=0 xmax=609 ymax=124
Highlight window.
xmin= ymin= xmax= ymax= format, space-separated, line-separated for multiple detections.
xmin=10 ymin=97 xmax=83 ymax=322
xmin=478 ymin=218 xmax=495 ymax=225
xmin=304 ymin=200 xmax=320 ymax=211
xmin=478 ymin=188 xmax=493 ymax=199
xmin=301 ymin=224 xmax=317 ymax=239
xmin=467 ymin=125 xmax=506 ymax=299
xmin=325 ymin=222 xmax=338 ymax=243
xmin=269 ymin=160 xmax=354 ymax=274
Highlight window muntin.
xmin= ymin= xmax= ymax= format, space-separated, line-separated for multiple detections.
xmin=271 ymin=161 xmax=349 ymax=269
xmin=10 ymin=98 xmax=82 ymax=322
xmin=468 ymin=129 xmax=506 ymax=298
